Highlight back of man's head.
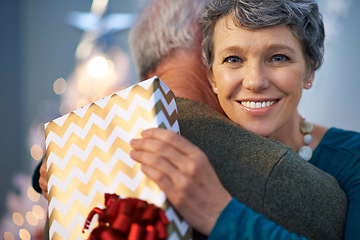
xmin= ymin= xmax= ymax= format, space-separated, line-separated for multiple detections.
xmin=129 ymin=0 xmax=210 ymax=80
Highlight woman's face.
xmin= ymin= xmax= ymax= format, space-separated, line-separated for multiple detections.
xmin=209 ymin=16 xmax=314 ymax=138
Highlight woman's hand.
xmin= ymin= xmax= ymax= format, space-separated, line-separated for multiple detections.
xmin=130 ymin=128 xmax=232 ymax=235
xmin=39 ymin=156 xmax=48 ymax=200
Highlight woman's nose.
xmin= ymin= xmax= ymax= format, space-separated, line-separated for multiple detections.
xmin=241 ymin=63 xmax=270 ymax=92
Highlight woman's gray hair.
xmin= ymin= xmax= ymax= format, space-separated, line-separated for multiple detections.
xmin=129 ymin=0 xmax=210 ymax=80
xmin=200 ymin=0 xmax=325 ymax=73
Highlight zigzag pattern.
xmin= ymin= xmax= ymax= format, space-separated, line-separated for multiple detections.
xmin=45 ymin=77 xmax=192 ymax=240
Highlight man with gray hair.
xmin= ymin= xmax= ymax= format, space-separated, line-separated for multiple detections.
xmin=34 ymin=0 xmax=347 ymax=239
xmin=129 ymin=0 xmax=347 ymax=239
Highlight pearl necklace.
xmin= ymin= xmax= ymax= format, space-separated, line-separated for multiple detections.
xmin=298 ymin=117 xmax=313 ymax=161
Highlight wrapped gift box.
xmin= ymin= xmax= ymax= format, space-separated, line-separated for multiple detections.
xmin=45 ymin=76 xmax=192 ymax=240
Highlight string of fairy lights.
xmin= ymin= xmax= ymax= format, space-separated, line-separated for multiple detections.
xmin=4 ymin=186 xmax=46 ymax=240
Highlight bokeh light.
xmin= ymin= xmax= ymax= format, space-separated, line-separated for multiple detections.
xmin=27 ymin=186 xmax=40 ymax=202
xmin=32 ymin=204 xmax=45 ymax=220
xmin=105 ymin=59 xmax=115 ymax=76
xmin=30 ymin=144 xmax=44 ymax=161
xmin=4 ymin=232 xmax=15 ymax=240
xmin=53 ymin=78 xmax=67 ymax=95
xmin=76 ymin=98 xmax=91 ymax=109
xmin=77 ymin=77 xmax=92 ymax=94
xmin=12 ymin=212 xmax=24 ymax=226
xmin=26 ymin=211 xmax=38 ymax=226
xmin=92 ymin=76 xmax=109 ymax=93
xmin=19 ymin=229 xmax=30 ymax=240
xmin=87 ymin=56 xmax=108 ymax=79
xmin=59 ymin=101 xmax=71 ymax=115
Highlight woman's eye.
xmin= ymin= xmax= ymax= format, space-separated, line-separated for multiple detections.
xmin=271 ymin=54 xmax=290 ymax=62
xmin=224 ymin=56 xmax=241 ymax=63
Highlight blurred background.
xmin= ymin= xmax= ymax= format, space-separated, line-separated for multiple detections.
xmin=0 ymin=0 xmax=358 ymax=239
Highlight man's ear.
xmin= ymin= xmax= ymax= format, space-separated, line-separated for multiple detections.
xmin=208 ymin=71 xmax=218 ymax=94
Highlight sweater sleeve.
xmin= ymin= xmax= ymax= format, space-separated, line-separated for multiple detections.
xmin=208 ymin=198 xmax=307 ymax=240
xmin=32 ymin=158 xmax=43 ymax=193
xmin=309 ymin=128 xmax=360 ymax=240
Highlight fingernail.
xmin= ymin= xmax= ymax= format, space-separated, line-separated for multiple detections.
xmin=129 ymin=150 xmax=140 ymax=161
xmin=141 ymin=129 xmax=149 ymax=136
xmin=130 ymin=139 xmax=139 ymax=146
xmin=129 ymin=150 xmax=136 ymax=157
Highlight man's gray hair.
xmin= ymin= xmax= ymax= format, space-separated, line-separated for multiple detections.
xmin=200 ymin=0 xmax=325 ymax=73
xmin=129 ymin=0 xmax=210 ymax=80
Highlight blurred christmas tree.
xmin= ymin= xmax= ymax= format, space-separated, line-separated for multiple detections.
xmin=1 ymin=0 xmax=136 ymax=239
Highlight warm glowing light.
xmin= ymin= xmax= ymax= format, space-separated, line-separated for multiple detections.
xmin=12 ymin=212 xmax=24 ymax=226
xmin=53 ymin=78 xmax=67 ymax=95
xmin=26 ymin=211 xmax=38 ymax=226
xmin=93 ymin=77 xmax=108 ymax=93
xmin=76 ymin=98 xmax=91 ymax=109
xmin=77 ymin=77 xmax=92 ymax=94
xmin=19 ymin=229 xmax=30 ymax=240
xmin=30 ymin=144 xmax=43 ymax=161
xmin=4 ymin=232 xmax=15 ymax=240
xmin=59 ymin=101 xmax=71 ymax=115
xmin=27 ymin=186 xmax=40 ymax=202
xmin=87 ymin=56 xmax=108 ymax=79
xmin=32 ymin=205 xmax=45 ymax=220
xmin=106 ymin=59 xmax=115 ymax=75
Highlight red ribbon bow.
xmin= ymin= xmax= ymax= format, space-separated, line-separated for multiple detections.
xmin=83 ymin=193 xmax=169 ymax=240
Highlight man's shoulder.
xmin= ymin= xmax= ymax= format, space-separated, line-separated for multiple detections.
xmin=175 ymin=97 xmax=347 ymax=239
xmin=176 ymin=97 xmax=286 ymax=153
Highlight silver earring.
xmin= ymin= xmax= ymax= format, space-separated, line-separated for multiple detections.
xmin=214 ymin=87 xmax=218 ymax=92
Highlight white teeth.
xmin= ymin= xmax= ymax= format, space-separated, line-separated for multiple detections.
xmin=241 ymin=100 xmax=276 ymax=109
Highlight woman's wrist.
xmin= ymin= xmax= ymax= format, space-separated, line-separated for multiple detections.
xmin=202 ymin=192 xmax=232 ymax=235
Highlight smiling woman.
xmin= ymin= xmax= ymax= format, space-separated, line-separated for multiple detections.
xmin=200 ymin=0 xmax=360 ymax=239
xmin=200 ymin=0 xmax=325 ymax=156
xmin=208 ymin=22 xmax=312 ymax=141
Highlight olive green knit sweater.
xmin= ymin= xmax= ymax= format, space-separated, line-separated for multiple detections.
xmin=176 ymin=97 xmax=346 ymax=240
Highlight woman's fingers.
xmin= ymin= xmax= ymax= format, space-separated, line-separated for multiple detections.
xmin=131 ymin=128 xmax=207 ymax=173
xmin=130 ymin=135 xmax=197 ymax=206
xmin=129 ymin=149 xmax=182 ymax=186
xmin=139 ymin=164 xmax=175 ymax=196
xmin=130 ymin=128 xmax=232 ymax=235
xmin=142 ymin=128 xmax=202 ymax=154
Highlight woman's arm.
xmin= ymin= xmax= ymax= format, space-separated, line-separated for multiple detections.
xmin=130 ymin=128 xmax=307 ymax=239
xmin=209 ymin=198 xmax=306 ymax=240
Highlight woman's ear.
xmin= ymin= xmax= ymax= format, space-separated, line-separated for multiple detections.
xmin=208 ymin=71 xmax=218 ymax=94
xmin=303 ymin=71 xmax=315 ymax=89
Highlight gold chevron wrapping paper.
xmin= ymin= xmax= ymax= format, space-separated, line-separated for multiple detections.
xmin=44 ymin=76 xmax=192 ymax=240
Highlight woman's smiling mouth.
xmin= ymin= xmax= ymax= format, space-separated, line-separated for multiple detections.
xmin=240 ymin=100 xmax=279 ymax=109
